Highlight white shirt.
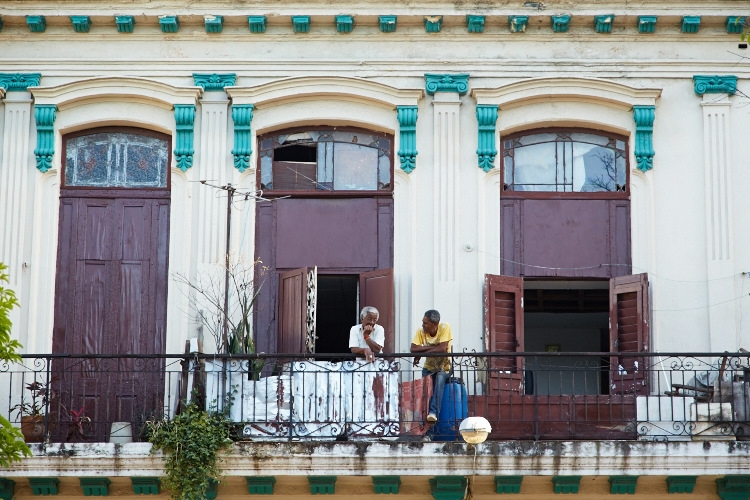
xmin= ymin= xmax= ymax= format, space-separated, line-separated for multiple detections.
xmin=348 ymin=324 xmax=385 ymax=350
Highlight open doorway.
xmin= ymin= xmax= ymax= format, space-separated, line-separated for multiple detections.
xmin=523 ymin=281 xmax=609 ymax=395
xmin=315 ymin=274 xmax=359 ymax=355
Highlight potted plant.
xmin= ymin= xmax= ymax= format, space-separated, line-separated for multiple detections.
xmin=11 ymin=378 xmax=56 ymax=442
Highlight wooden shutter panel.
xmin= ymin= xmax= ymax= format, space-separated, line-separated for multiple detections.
xmin=609 ymin=273 xmax=650 ymax=395
xmin=359 ymin=268 xmax=394 ymax=353
xmin=484 ymin=274 xmax=524 ymax=376
xmin=278 ymin=267 xmax=316 ymax=353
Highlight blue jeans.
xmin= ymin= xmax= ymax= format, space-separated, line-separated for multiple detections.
xmin=423 ymin=368 xmax=449 ymax=418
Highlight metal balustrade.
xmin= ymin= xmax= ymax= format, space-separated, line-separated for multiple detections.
xmin=2 ymin=352 xmax=748 ymax=443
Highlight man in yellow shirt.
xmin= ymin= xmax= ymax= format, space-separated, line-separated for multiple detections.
xmin=410 ymin=309 xmax=453 ymax=424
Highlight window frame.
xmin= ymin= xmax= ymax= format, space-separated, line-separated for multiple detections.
xmin=500 ymin=127 xmax=630 ymax=200
xmin=256 ymin=125 xmax=395 ymax=199
xmin=61 ymin=126 xmax=172 ymax=191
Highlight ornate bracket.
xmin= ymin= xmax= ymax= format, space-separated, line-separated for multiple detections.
xmin=693 ymin=75 xmax=737 ymax=96
xmin=633 ymin=105 xmax=655 ymax=173
xmin=34 ymin=105 xmax=57 ymax=173
xmin=0 ymin=73 xmax=41 ymax=91
xmin=476 ymin=105 xmax=498 ymax=172
xmin=193 ymin=73 xmax=236 ymax=91
xmin=174 ymin=105 xmax=196 ymax=172
xmin=424 ymin=74 xmax=469 ymax=96
xmin=551 ymin=15 xmax=570 ymax=33
xmin=231 ymin=104 xmax=254 ymax=172
xmin=397 ymin=106 xmax=418 ymax=173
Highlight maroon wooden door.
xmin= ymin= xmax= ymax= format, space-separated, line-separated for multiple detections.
xmin=360 ymin=268 xmax=394 ymax=353
xmin=52 ymin=193 xmax=169 ymax=441
xmin=278 ymin=267 xmax=316 ymax=354
xmin=609 ymin=273 xmax=650 ymax=395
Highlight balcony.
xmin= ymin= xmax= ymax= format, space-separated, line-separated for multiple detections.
xmin=2 ymin=351 xmax=748 ymax=444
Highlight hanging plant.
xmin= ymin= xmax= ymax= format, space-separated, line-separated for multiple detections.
xmin=147 ymin=398 xmax=233 ymax=500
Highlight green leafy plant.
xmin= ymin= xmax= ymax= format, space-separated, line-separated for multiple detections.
xmin=0 ymin=262 xmax=31 ymax=465
xmin=147 ymin=397 xmax=234 ymax=500
xmin=11 ymin=379 xmax=56 ymax=419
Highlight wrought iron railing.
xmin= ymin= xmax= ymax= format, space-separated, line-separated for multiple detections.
xmin=2 ymin=352 xmax=748 ymax=443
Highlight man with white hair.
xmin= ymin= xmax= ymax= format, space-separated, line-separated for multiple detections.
xmin=349 ymin=306 xmax=385 ymax=362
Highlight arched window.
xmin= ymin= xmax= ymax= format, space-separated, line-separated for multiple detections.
xmin=502 ymin=129 xmax=628 ymax=194
xmin=257 ymin=127 xmax=393 ymax=193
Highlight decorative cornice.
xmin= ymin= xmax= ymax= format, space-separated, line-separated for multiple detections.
xmin=33 ymin=104 xmax=56 ymax=173
xmin=693 ymin=75 xmax=737 ymax=95
xmin=159 ymin=15 xmax=178 ymax=33
xmin=726 ymin=16 xmax=745 ymax=34
xmin=716 ymin=476 xmax=750 ymax=500
xmin=509 ymin=16 xmax=528 ymax=33
xmin=70 ymin=16 xmax=91 ymax=33
xmin=609 ymin=476 xmax=639 ymax=495
xmin=335 ymin=15 xmax=354 ymax=33
xmin=115 ymin=15 xmax=135 ymax=33
xmin=682 ymin=16 xmax=700 ymax=33
xmin=476 ymin=105 xmax=498 ymax=173
xmin=131 ymin=477 xmax=160 ymax=495
xmin=397 ymin=106 xmax=418 ymax=174
xmin=551 ymin=15 xmax=570 ymax=33
xmin=26 ymin=15 xmax=45 ymax=33
xmin=308 ymin=476 xmax=336 ymax=495
xmin=0 ymin=73 xmax=41 ymax=91
xmin=193 ymin=73 xmax=236 ymax=91
xmin=173 ymin=104 xmax=196 ymax=171
xmin=292 ymin=16 xmax=310 ymax=33
xmin=633 ymin=105 xmax=655 ymax=173
xmin=204 ymin=15 xmax=223 ymax=33
xmin=28 ymin=478 xmax=59 ymax=496
xmin=379 ymin=16 xmax=397 ymax=33
xmin=231 ymin=104 xmax=254 ymax=172
xmin=248 ymin=16 xmax=266 ymax=33
xmin=466 ymin=15 xmax=484 ymax=33
xmin=246 ymin=477 xmax=276 ymax=495
xmin=425 ymin=74 xmax=469 ymax=96
xmin=0 ymin=479 xmax=15 ymax=500
xmin=638 ymin=16 xmax=657 ymax=33
xmin=424 ymin=16 xmax=442 ymax=33
xmin=553 ymin=476 xmax=582 ymax=494
xmin=594 ymin=15 xmax=614 ymax=33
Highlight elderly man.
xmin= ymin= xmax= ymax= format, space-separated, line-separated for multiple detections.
xmin=410 ymin=309 xmax=453 ymax=423
xmin=349 ymin=306 xmax=384 ymax=362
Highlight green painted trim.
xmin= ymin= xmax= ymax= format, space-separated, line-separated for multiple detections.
xmin=292 ymin=16 xmax=310 ymax=33
xmin=379 ymin=16 xmax=397 ymax=32
xmin=726 ymin=17 xmax=746 ymax=34
xmin=204 ymin=479 xmax=218 ymax=500
xmin=70 ymin=16 xmax=91 ymax=33
xmin=682 ymin=16 xmax=700 ymax=33
xmin=26 ymin=15 xmax=46 ymax=32
xmin=552 ymin=476 xmax=582 ymax=494
xmin=424 ymin=16 xmax=442 ymax=33
xmin=204 ymin=15 xmax=223 ymax=33
xmin=173 ymin=104 xmax=196 ymax=172
xmin=79 ymin=478 xmax=111 ymax=497
xmin=693 ymin=75 xmax=738 ymax=95
xmin=425 ymin=73 xmax=469 ymax=95
xmin=609 ymin=476 xmax=638 ymax=495
xmin=594 ymin=15 xmax=614 ymax=33
xmin=397 ymin=105 xmax=418 ymax=173
xmin=633 ymin=105 xmax=655 ymax=173
xmin=29 ymin=478 xmax=59 ymax=496
xmin=231 ymin=104 xmax=254 ymax=172
xmin=509 ymin=16 xmax=528 ymax=33
xmin=429 ymin=476 xmax=467 ymax=500
xmin=372 ymin=476 xmax=401 ymax=494
xmin=248 ymin=16 xmax=266 ymax=33
xmin=336 ymin=15 xmax=354 ymax=33
xmin=0 ymin=73 xmax=41 ymax=91
xmin=308 ymin=476 xmax=336 ymax=495
xmin=159 ymin=15 xmax=179 ymax=33
xmin=130 ymin=478 xmax=160 ymax=495
xmin=34 ymin=104 xmax=56 ymax=172
xmin=0 ymin=479 xmax=15 ymax=500
xmin=666 ymin=476 xmax=697 ymax=494
xmin=494 ymin=476 xmax=523 ymax=494
xmin=476 ymin=104 xmax=498 ymax=172
xmin=245 ymin=477 xmax=275 ymax=495
xmin=466 ymin=15 xmax=485 ymax=33
xmin=193 ymin=73 xmax=236 ymax=90
xmin=716 ymin=476 xmax=750 ymax=500
xmin=638 ymin=16 xmax=657 ymax=33
xmin=115 ymin=15 xmax=135 ymax=33
xmin=551 ymin=15 xmax=570 ymax=32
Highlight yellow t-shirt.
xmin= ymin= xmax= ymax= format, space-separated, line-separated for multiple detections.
xmin=411 ymin=322 xmax=453 ymax=373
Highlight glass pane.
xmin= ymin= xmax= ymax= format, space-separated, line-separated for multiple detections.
xmin=580 ymin=146 xmax=616 ymax=192
xmin=570 ymin=133 xmax=610 ymax=147
xmin=333 ymin=143 xmax=378 ymax=190
xmin=378 ymin=155 xmax=391 ymax=190
xmin=317 ymin=143 xmax=334 ymax=191
xmin=513 ymin=142 xmax=557 ymax=188
xmin=65 ymin=132 xmax=168 ymax=188
xmin=260 ymin=154 xmax=273 ymax=190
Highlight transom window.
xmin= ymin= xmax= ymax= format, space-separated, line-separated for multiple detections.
xmin=64 ymin=128 xmax=170 ymax=188
xmin=258 ymin=128 xmax=393 ymax=192
xmin=502 ymin=130 xmax=628 ymax=193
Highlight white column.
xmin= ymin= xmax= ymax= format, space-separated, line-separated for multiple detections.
xmin=701 ymin=93 xmax=736 ymax=350
xmin=431 ymin=92 xmax=461 ymax=325
xmin=0 ymin=91 xmax=34 ymax=342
